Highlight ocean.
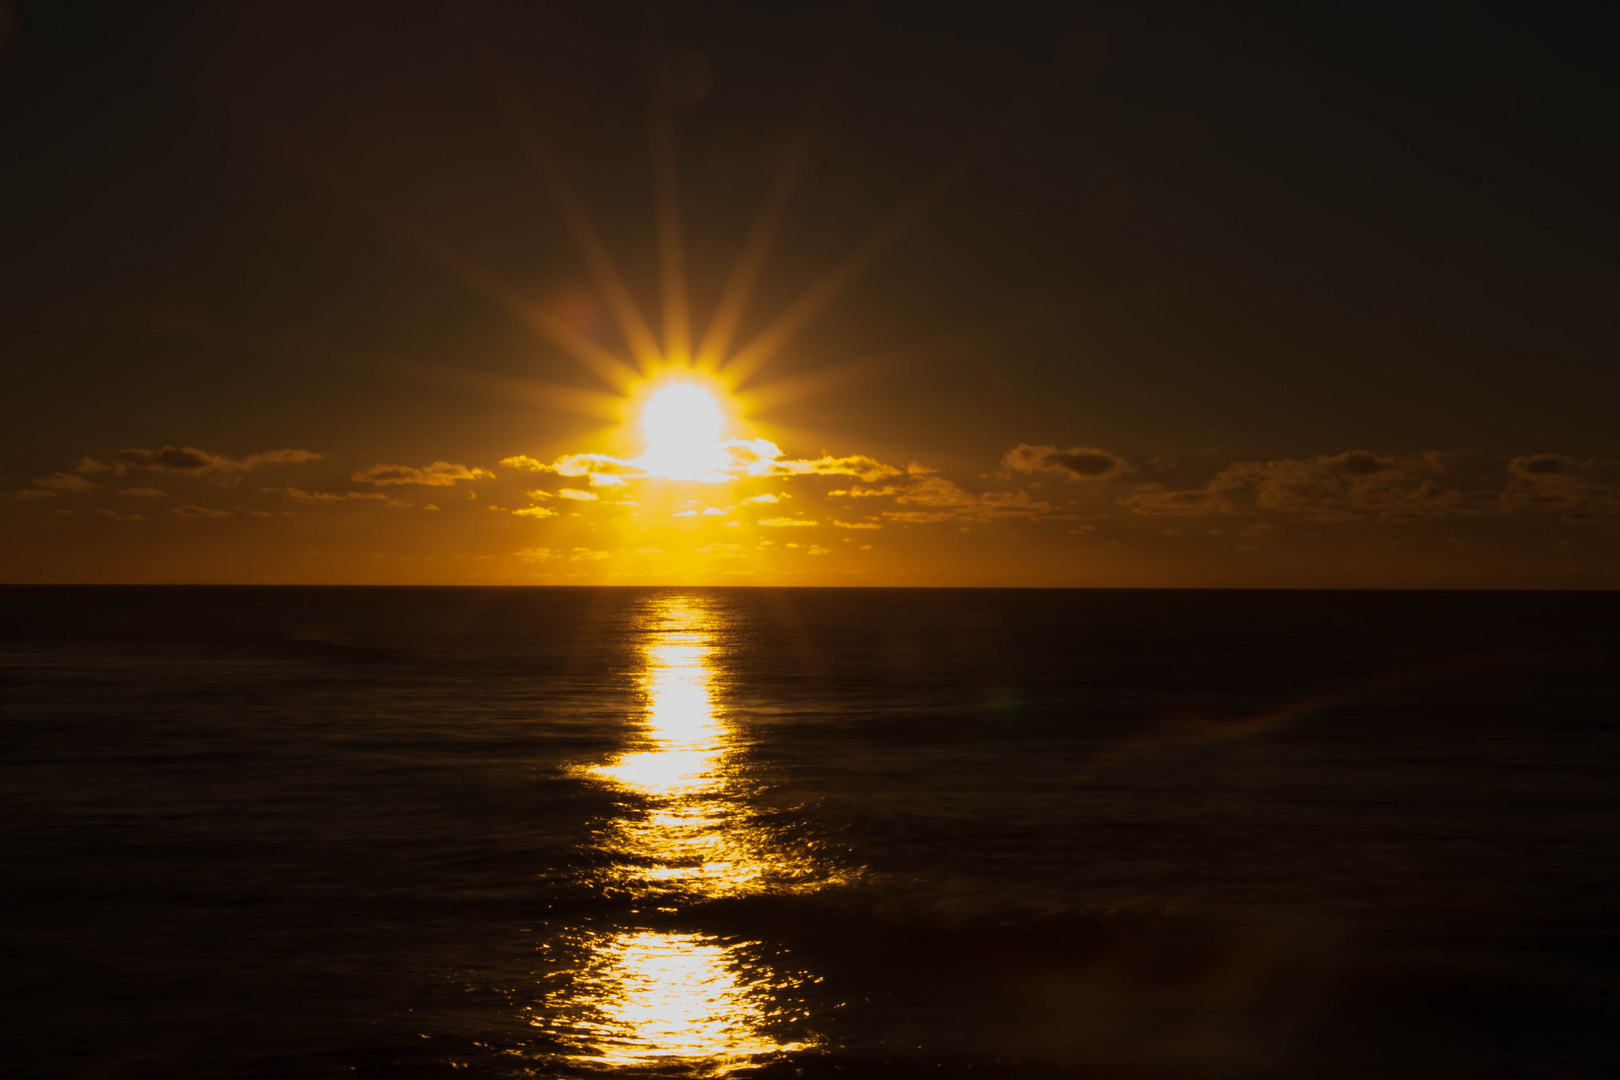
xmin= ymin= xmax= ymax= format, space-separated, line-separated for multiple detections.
xmin=2 ymin=586 xmax=1616 ymax=1078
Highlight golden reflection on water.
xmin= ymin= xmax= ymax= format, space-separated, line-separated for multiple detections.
xmin=551 ymin=930 xmax=805 ymax=1069
xmin=590 ymin=632 xmax=721 ymax=797
xmin=551 ymin=595 xmax=816 ymax=1071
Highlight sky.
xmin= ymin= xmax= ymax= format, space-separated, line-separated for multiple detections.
xmin=2 ymin=0 xmax=1617 ymax=587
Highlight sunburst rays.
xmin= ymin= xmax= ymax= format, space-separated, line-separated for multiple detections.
xmin=365 ymin=16 xmax=992 ymax=450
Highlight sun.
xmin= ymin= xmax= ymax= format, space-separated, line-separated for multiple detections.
xmin=636 ymin=377 xmax=731 ymax=481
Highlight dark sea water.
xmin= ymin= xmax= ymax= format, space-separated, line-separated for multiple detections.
xmin=2 ymin=586 xmax=1617 ymax=1079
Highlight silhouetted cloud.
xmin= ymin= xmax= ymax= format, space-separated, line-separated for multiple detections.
xmin=116 ymin=447 xmax=322 ymax=474
xmin=264 ymin=487 xmax=391 ymax=505
xmin=499 ymin=440 xmax=903 ymax=484
xmin=1003 ymin=444 xmax=1133 ymax=481
xmin=1117 ymin=450 xmax=1619 ymax=522
xmin=1503 ymin=454 xmax=1620 ymax=521
xmin=351 ymin=461 xmax=494 ymax=486
xmin=95 ymin=509 xmax=146 ymax=522
xmin=173 ymin=506 xmax=232 ymax=518
xmin=35 ymin=472 xmax=99 ymax=492
xmin=880 ymin=477 xmax=1052 ymax=522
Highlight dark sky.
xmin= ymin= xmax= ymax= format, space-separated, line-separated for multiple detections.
xmin=2 ymin=0 xmax=1616 ymax=585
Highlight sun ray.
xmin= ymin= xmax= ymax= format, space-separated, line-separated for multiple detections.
xmin=646 ymin=25 xmax=692 ymax=366
xmin=404 ymin=363 xmax=625 ymax=421
xmin=736 ymin=352 xmax=905 ymax=413
xmin=478 ymin=50 xmax=665 ymax=373
xmin=405 ymin=232 xmax=641 ymax=393
xmin=693 ymin=63 xmax=843 ymax=373
xmin=719 ymin=152 xmax=977 ymax=387
xmin=299 ymin=159 xmax=639 ymax=393
xmin=694 ymin=123 xmax=811 ymax=373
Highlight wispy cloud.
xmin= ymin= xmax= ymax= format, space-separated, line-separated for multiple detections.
xmin=499 ymin=439 xmax=903 ymax=485
xmin=880 ymin=477 xmax=1051 ymax=522
xmin=1118 ymin=450 xmax=1504 ymax=522
xmin=116 ymin=447 xmax=322 ymax=474
xmin=35 ymin=472 xmax=100 ymax=493
xmin=351 ymin=461 xmax=494 ymax=486
xmin=1003 ymin=444 xmax=1134 ymax=481
xmin=173 ymin=506 xmax=232 ymax=518
xmin=264 ymin=487 xmax=392 ymax=505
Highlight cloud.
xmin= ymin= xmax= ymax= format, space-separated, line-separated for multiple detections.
xmin=95 ymin=509 xmax=146 ymax=522
xmin=1503 ymin=454 xmax=1620 ymax=521
xmin=500 ymin=440 xmax=904 ymax=485
xmin=36 ymin=472 xmax=99 ymax=493
xmin=881 ymin=510 xmax=959 ymax=524
xmin=758 ymin=450 xmax=903 ymax=482
xmin=117 ymin=488 xmax=169 ymax=498
xmin=13 ymin=488 xmax=61 ymax=500
xmin=513 ymin=506 xmax=556 ymax=518
xmin=265 ymin=487 xmax=390 ymax=505
xmin=570 ymin=548 xmax=610 ymax=561
xmin=173 ymin=506 xmax=232 ymax=518
xmin=1120 ymin=451 xmax=1472 ymax=521
xmin=739 ymin=493 xmax=780 ymax=504
xmin=351 ymin=461 xmax=494 ymax=486
xmin=515 ymin=548 xmax=554 ymax=562
xmin=1508 ymin=454 xmax=1590 ymax=479
xmin=831 ymin=485 xmax=901 ymax=498
xmin=833 ymin=520 xmax=882 ymax=529
xmin=760 ymin=517 xmax=817 ymax=527
xmin=548 ymin=453 xmax=648 ymax=478
xmin=73 ymin=456 xmax=112 ymax=475
xmin=885 ymin=477 xmax=1052 ymax=521
xmin=557 ymin=488 xmax=597 ymax=501
xmin=116 ymin=447 xmax=323 ymax=474
xmin=1003 ymin=444 xmax=1134 ymax=481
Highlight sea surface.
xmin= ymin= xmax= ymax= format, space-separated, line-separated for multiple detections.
xmin=2 ymin=586 xmax=1617 ymax=1079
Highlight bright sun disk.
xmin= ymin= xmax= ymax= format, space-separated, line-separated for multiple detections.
xmin=638 ymin=379 xmax=729 ymax=481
